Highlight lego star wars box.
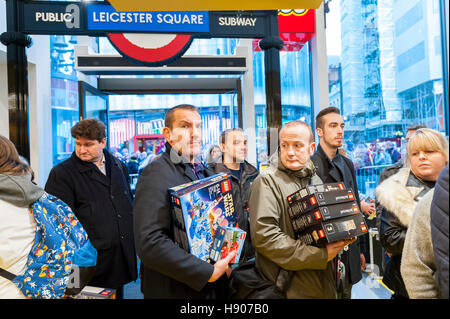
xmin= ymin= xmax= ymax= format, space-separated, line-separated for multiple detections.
xmin=288 ymin=188 xmax=356 ymax=217
xmin=291 ymin=201 xmax=361 ymax=232
xmin=169 ymin=173 xmax=237 ymax=262
xmin=209 ymin=225 xmax=246 ymax=264
xmin=297 ymin=213 xmax=368 ymax=247
xmin=71 ymin=286 xmax=116 ymax=299
xmin=287 ymin=182 xmax=345 ymax=203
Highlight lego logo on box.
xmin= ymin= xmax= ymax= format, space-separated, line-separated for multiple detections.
xmin=221 ymin=180 xmax=231 ymax=193
xmin=209 ymin=225 xmax=246 ymax=264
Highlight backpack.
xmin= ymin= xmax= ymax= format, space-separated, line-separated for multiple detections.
xmin=0 ymin=192 xmax=97 ymax=299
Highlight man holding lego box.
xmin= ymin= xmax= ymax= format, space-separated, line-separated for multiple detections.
xmin=133 ymin=104 xmax=235 ymax=299
xmin=249 ymin=120 xmax=353 ymax=299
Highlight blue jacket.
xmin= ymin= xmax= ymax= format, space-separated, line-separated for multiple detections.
xmin=430 ymin=165 xmax=449 ymax=299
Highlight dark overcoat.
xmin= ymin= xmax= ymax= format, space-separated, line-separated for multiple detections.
xmin=133 ymin=143 xmax=224 ymax=299
xmin=45 ymin=150 xmax=138 ymax=289
xmin=311 ymin=144 xmax=366 ymax=285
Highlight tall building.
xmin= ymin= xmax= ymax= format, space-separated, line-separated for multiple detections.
xmin=393 ymin=0 xmax=445 ymax=132
xmin=338 ymin=0 xmax=444 ymax=145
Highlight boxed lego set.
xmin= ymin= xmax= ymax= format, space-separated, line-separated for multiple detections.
xmin=297 ymin=213 xmax=368 ymax=247
xmin=288 ymin=187 xmax=357 ymax=219
xmin=169 ymin=173 xmax=238 ymax=262
xmin=287 ymin=183 xmax=368 ymax=247
xmin=209 ymin=225 xmax=246 ymax=264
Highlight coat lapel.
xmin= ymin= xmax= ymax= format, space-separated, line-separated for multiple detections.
xmin=183 ymin=164 xmax=197 ymax=182
xmin=71 ymin=152 xmax=110 ymax=187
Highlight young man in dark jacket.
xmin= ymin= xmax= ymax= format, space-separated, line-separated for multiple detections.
xmin=133 ymin=105 xmax=235 ymax=299
xmin=208 ymin=128 xmax=259 ymax=263
xmin=311 ymin=107 xmax=369 ymax=299
xmin=45 ymin=118 xmax=138 ymax=297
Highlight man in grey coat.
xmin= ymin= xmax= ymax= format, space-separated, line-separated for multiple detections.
xmin=249 ymin=121 xmax=352 ymax=299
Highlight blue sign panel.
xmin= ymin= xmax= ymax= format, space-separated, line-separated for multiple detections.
xmin=86 ymin=4 xmax=210 ymax=33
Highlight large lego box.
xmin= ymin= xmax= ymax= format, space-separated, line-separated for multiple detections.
xmin=291 ymin=201 xmax=361 ymax=233
xmin=297 ymin=213 xmax=368 ymax=247
xmin=288 ymin=187 xmax=356 ymax=217
xmin=287 ymin=182 xmax=345 ymax=204
xmin=209 ymin=225 xmax=246 ymax=264
xmin=69 ymin=286 xmax=116 ymax=299
xmin=169 ymin=173 xmax=237 ymax=262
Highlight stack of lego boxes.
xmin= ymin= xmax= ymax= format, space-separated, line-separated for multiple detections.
xmin=287 ymin=183 xmax=368 ymax=247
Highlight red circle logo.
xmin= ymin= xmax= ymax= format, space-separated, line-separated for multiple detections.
xmin=107 ymin=33 xmax=193 ymax=66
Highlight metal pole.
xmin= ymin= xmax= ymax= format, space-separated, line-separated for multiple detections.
xmin=259 ymin=10 xmax=283 ymax=157
xmin=0 ymin=0 xmax=32 ymax=161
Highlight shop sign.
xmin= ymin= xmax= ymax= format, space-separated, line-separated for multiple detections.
xmin=22 ymin=2 xmax=84 ymax=34
xmin=87 ymin=5 xmax=210 ymax=33
xmin=209 ymin=11 xmax=266 ymax=38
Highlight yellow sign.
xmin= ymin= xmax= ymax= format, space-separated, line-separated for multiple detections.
xmin=108 ymin=0 xmax=323 ymax=12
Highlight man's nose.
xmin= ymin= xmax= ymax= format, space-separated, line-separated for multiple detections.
xmin=287 ymin=146 xmax=296 ymax=155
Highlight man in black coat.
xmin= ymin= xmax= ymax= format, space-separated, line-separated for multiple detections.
xmin=430 ymin=165 xmax=449 ymax=299
xmin=133 ymin=104 xmax=235 ymax=299
xmin=208 ymin=128 xmax=259 ymax=263
xmin=311 ymin=107 xmax=369 ymax=299
xmin=45 ymin=119 xmax=137 ymax=297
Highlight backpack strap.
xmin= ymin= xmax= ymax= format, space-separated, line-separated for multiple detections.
xmin=0 ymin=267 xmax=17 ymax=281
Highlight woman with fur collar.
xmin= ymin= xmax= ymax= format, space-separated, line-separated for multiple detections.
xmin=375 ymin=128 xmax=448 ymax=299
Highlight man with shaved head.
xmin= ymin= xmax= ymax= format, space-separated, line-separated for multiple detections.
xmin=248 ymin=120 xmax=352 ymax=299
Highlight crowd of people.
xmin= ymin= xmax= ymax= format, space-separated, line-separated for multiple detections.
xmin=0 ymin=105 xmax=448 ymax=300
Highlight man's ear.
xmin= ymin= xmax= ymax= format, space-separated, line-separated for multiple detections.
xmin=162 ymin=127 xmax=171 ymax=143
xmin=316 ymin=127 xmax=323 ymax=139
xmin=100 ymin=138 xmax=107 ymax=149
xmin=309 ymin=141 xmax=316 ymax=156
xmin=219 ymin=143 xmax=226 ymax=153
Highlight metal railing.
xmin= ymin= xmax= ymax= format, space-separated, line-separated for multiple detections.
xmin=356 ymin=164 xmax=390 ymax=199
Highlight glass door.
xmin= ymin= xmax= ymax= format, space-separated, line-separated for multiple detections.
xmin=78 ymin=81 xmax=109 ymax=148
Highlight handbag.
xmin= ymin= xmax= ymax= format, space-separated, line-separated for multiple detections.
xmin=228 ymin=259 xmax=293 ymax=299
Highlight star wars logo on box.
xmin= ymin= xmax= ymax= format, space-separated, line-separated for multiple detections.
xmin=169 ymin=173 xmax=237 ymax=262
xmin=291 ymin=201 xmax=361 ymax=233
xmin=288 ymin=187 xmax=356 ymax=217
xmin=298 ymin=213 xmax=368 ymax=247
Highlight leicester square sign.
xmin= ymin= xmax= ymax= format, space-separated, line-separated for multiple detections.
xmin=19 ymin=1 xmax=317 ymax=66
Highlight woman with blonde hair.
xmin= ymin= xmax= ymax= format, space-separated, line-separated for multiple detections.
xmin=375 ymin=128 xmax=448 ymax=299
xmin=0 ymin=135 xmax=44 ymax=298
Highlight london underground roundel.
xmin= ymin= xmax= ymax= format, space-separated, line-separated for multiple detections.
xmin=107 ymin=33 xmax=193 ymax=66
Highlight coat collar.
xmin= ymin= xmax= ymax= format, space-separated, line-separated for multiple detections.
xmin=163 ymin=142 xmax=204 ymax=182
xmin=375 ymin=167 xmax=427 ymax=227
xmin=209 ymin=160 xmax=258 ymax=183
xmin=312 ymin=144 xmax=343 ymax=183
xmin=70 ymin=150 xmax=111 ymax=187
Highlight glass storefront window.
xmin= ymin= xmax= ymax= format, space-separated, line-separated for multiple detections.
xmin=50 ymin=35 xmax=79 ymax=165
xmin=326 ymin=0 xmax=448 ymax=197
xmin=280 ymin=41 xmax=313 ymax=126
xmin=108 ymin=93 xmax=236 ymax=163
xmin=252 ymin=50 xmax=268 ymax=168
